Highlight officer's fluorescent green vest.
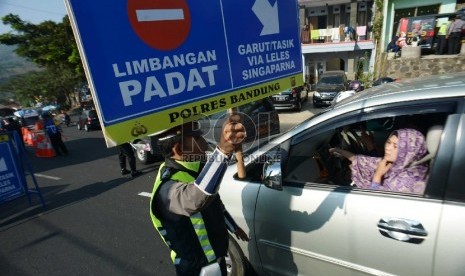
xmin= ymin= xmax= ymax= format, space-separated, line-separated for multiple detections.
xmin=438 ymin=23 xmax=448 ymax=36
xmin=149 ymin=161 xmax=218 ymax=266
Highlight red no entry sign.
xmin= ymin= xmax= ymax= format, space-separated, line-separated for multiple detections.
xmin=127 ymin=0 xmax=191 ymax=51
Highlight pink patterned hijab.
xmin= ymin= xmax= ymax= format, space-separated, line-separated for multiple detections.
xmin=350 ymin=128 xmax=428 ymax=194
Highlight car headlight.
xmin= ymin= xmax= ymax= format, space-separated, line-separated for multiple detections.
xmin=314 ymin=91 xmax=321 ymax=97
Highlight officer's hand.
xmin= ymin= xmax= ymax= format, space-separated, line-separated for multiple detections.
xmin=218 ymin=114 xmax=246 ymax=155
xmin=234 ymin=226 xmax=250 ymax=242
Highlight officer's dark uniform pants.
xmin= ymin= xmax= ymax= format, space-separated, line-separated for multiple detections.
xmin=448 ymin=32 xmax=462 ymax=54
xmin=49 ymin=134 xmax=68 ymax=155
xmin=436 ymin=35 xmax=447 ymax=54
xmin=118 ymin=143 xmax=136 ymax=171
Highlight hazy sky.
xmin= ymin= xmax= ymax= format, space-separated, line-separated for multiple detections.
xmin=0 ymin=0 xmax=67 ymax=34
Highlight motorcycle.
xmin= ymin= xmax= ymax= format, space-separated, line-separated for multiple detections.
xmin=62 ymin=114 xmax=71 ymax=127
xmin=331 ymin=90 xmax=356 ymax=106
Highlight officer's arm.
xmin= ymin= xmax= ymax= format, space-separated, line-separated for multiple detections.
xmin=167 ymin=115 xmax=243 ymax=216
xmin=166 ymin=147 xmax=231 ymax=216
xmin=194 ymin=114 xmax=244 ymax=194
xmin=195 ymin=147 xmax=231 ymax=194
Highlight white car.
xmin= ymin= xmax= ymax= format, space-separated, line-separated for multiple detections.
xmin=222 ymin=72 xmax=465 ymax=276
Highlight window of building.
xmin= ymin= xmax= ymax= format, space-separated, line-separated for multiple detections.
xmin=393 ymin=5 xmax=440 ymax=34
xmin=333 ymin=13 xmax=340 ymax=27
xmin=358 ymin=11 xmax=367 ymax=26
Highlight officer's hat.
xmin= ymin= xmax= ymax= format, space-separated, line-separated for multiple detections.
xmin=154 ymin=121 xmax=203 ymax=142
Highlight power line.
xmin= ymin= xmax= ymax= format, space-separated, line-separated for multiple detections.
xmin=1 ymin=1 xmax=65 ymax=17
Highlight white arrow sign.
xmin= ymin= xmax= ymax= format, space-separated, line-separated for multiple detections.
xmin=252 ymin=0 xmax=279 ymax=36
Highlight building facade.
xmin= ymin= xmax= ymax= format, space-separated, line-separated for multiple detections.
xmin=298 ymin=0 xmax=376 ymax=85
xmin=298 ymin=0 xmax=465 ymax=87
xmin=380 ymin=0 xmax=463 ymax=52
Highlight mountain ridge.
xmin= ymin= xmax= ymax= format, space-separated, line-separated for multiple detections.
xmin=0 ymin=44 xmax=39 ymax=84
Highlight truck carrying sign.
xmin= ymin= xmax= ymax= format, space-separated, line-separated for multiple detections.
xmin=65 ymin=0 xmax=303 ymax=146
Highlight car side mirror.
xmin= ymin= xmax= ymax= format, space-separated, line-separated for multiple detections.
xmin=262 ymin=160 xmax=283 ymax=190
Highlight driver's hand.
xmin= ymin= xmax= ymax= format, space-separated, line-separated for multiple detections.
xmin=234 ymin=226 xmax=250 ymax=242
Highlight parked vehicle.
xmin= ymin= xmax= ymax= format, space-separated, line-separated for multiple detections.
xmin=77 ymin=109 xmax=101 ymax=132
xmin=130 ymin=134 xmax=162 ymax=165
xmin=220 ymin=72 xmax=465 ymax=276
xmin=313 ymin=70 xmax=348 ymax=107
xmin=14 ymin=109 xmax=40 ymax=129
xmin=131 ymin=97 xmax=280 ymax=164
xmin=271 ymin=85 xmax=308 ymax=111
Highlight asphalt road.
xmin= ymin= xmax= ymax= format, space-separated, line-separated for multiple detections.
xmin=277 ymin=93 xmax=320 ymax=132
xmin=0 ymin=96 xmax=321 ymax=275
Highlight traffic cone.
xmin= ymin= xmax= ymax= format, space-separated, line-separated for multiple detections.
xmin=30 ymin=131 xmax=38 ymax=148
xmin=35 ymin=133 xmax=56 ymax=158
xmin=23 ymin=127 xmax=35 ymax=146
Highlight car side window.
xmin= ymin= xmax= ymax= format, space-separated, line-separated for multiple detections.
xmin=284 ymin=111 xmax=451 ymax=195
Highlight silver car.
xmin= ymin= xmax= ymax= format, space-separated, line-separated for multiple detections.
xmin=222 ymin=72 xmax=465 ymax=276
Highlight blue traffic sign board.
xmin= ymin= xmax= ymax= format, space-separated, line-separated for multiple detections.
xmin=65 ymin=0 xmax=303 ymax=145
xmin=0 ymin=139 xmax=25 ymax=203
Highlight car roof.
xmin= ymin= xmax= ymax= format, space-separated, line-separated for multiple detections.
xmin=287 ymin=72 xmax=464 ymax=136
xmin=333 ymin=72 xmax=465 ymax=108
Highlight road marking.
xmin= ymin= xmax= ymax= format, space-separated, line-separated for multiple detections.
xmin=136 ymin=9 xmax=184 ymax=22
xmin=138 ymin=192 xmax=152 ymax=198
xmin=34 ymin=173 xmax=61 ymax=180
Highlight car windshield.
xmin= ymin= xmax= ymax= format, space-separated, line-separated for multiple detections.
xmin=319 ymin=76 xmax=344 ymax=85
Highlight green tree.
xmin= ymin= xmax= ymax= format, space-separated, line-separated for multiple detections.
xmin=0 ymin=14 xmax=85 ymax=108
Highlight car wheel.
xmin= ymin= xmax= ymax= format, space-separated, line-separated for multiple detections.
xmin=135 ymin=141 xmax=154 ymax=165
xmin=226 ymin=236 xmax=248 ymax=276
xmin=84 ymin=124 xmax=89 ymax=132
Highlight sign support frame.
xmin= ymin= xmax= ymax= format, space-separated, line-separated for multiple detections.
xmin=0 ymin=131 xmax=45 ymax=207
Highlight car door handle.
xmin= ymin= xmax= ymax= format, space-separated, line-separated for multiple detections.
xmin=377 ymin=217 xmax=428 ymax=244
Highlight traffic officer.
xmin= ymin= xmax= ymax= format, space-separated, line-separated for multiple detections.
xmin=447 ymin=15 xmax=465 ymax=54
xmin=436 ymin=20 xmax=450 ymax=55
xmin=150 ymin=115 xmax=249 ymax=275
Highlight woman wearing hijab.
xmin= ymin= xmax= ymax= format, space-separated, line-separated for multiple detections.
xmin=329 ymin=128 xmax=428 ymax=194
